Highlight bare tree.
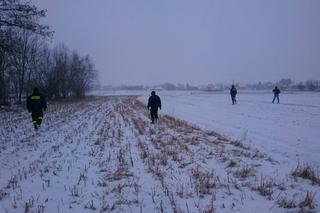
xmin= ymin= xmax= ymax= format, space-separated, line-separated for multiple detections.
xmin=0 ymin=43 xmax=11 ymax=104
xmin=0 ymin=0 xmax=51 ymax=105
xmin=0 ymin=1 xmax=97 ymax=104
xmin=52 ymin=44 xmax=70 ymax=98
xmin=0 ymin=0 xmax=52 ymax=37
xmin=69 ymin=52 xmax=97 ymax=97
xmin=10 ymin=30 xmax=33 ymax=103
xmin=0 ymin=29 xmax=17 ymax=104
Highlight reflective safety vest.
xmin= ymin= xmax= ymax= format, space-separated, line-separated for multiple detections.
xmin=30 ymin=96 xmax=41 ymax=100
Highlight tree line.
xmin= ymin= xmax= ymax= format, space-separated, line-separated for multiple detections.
xmin=101 ymin=79 xmax=320 ymax=92
xmin=0 ymin=0 xmax=97 ymax=105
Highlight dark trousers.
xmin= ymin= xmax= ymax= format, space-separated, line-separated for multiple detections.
xmin=32 ymin=111 xmax=43 ymax=129
xmin=272 ymin=94 xmax=279 ymax=103
xmin=231 ymin=95 xmax=237 ymax=105
xmin=150 ymin=108 xmax=158 ymax=124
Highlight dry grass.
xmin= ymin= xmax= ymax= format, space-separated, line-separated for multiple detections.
xmin=162 ymin=115 xmax=200 ymax=133
xmin=230 ymin=140 xmax=250 ymax=150
xmin=299 ymin=191 xmax=316 ymax=209
xmin=206 ymin=130 xmax=220 ymax=137
xmin=175 ymin=183 xmax=193 ymax=199
xmin=131 ymin=98 xmax=146 ymax=111
xmin=106 ymin=165 xmax=133 ymax=181
xmin=156 ymin=152 xmax=168 ymax=166
xmin=226 ymin=160 xmax=237 ymax=168
xmin=94 ymin=122 xmax=110 ymax=151
xmin=6 ymin=175 xmax=18 ymax=190
xmin=292 ymin=163 xmax=320 ymax=186
xmin=277 ymin=197 xmax=297 ymax=209
xmin=137 ymin=139 xmax=150 ymax=163
xmin=277 ymin=191 xmax=316 ymax=210
xmin=84 ymin=200 xmax=97 ymax=210
xmin=192 ymin=168 xmax=220 ymax=197
xmin=70 ymin=185 xmax=79 ymax=197
xmin=132 ymin=118 xmax=146 ymax=135
xmin=233 ymin=166 xmax=254 ymax=179
xmin=252 ymin=176 xmax=277 ymax=199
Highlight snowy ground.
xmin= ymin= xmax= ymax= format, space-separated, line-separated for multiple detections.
xmin=140 ymin=91 xmax=320 ymax=167
xmin=0 ymin=92 xmax=319 ymax=212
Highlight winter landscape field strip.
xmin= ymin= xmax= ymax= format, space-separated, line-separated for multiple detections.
xmin=0 ymin=96 xmax=319 ymax=212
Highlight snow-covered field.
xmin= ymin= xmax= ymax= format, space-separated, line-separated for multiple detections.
xmin=0 ymin=92 xmax=319 ymax=212
xmin=144 ymin=91 xmax=320 ymax=167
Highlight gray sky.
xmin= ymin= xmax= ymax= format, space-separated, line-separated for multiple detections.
xmin=34 ymin=0 xmax=320 ymax=85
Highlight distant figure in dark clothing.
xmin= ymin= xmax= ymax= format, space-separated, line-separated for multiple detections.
xmin=230 ymin=85 xmax=237 ymax=105
xmin=272 ymin=86 xmax=281 ymax=103
xmin=147 ymin=91 xmax=161 ymax=124
xmin=27 ymin=88 xmax=47 ymax=130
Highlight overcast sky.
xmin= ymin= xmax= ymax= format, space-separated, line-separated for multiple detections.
xmin=33 ymin=0 xmax=320 ymax=85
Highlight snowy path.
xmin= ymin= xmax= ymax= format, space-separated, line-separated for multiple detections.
xmin=0 ymin=96 xmax=319 ymax=212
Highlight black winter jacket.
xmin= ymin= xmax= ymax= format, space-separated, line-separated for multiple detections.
xmin=272 ymin=88 xmax=280 ymax=95
xmin=148 ymin=95 xmax=161 ymax=110
xmin=230 ymin=88 xmax=237 ymax=96
xmin=27 ymin=92 xmax=47 ymax=114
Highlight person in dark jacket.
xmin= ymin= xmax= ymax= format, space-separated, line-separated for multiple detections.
xmin=272 ymin=86 xmax=281 ymax=103
xmin=147 ymin=91 xmax=161 ymax=124
xmin=27 ymin=87 xmax=47 ymax=130
xmin=230 ymin=85 xmax=237 ymax=105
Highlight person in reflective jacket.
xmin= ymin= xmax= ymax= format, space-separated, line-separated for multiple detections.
xmin=230 ymin=85 xmax=237 ymax=105
xmin=147 ymin=91 xmax=161 ymax=124
xmin=27 ymin=87 xmax=47 ymax=130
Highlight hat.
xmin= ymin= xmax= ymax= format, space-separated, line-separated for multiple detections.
xmin=33 ymin=87 xmax=39 ymax=94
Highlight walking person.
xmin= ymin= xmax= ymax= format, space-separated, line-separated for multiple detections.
xmin=147 ymin=91 xmax=161 ymax=124
xmin=272 ymin=86 xmax=281 ymax=103
xmin=27 ymin=87 xmax=47 ymax=130
xmin=230 ymin=85 xmax=237 ymax=105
